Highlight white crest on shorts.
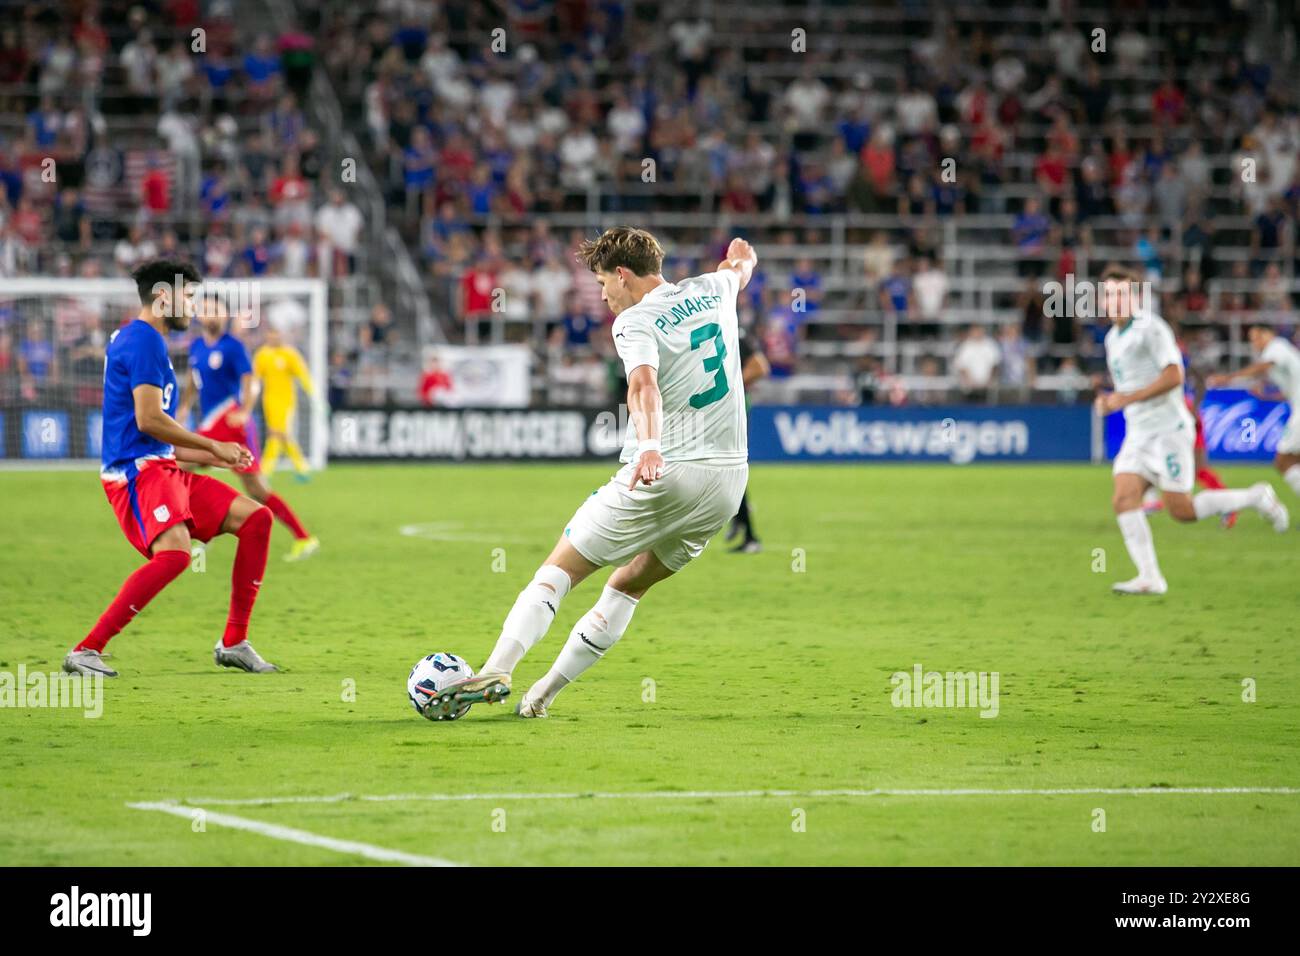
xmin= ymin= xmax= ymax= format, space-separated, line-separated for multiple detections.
xmin=154 ymin=505 xmax=171 ymax=522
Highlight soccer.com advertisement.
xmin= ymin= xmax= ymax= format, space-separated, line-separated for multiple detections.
xmin=323 ymin=396 xmax=1288 ymax=465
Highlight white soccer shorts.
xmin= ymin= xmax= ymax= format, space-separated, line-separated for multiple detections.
xmin=563 ymin=460 xmax=749 ymax=572
xmin=1112 ymin=425 xmax=1195 ymax=493
xmin=1277 ymin=413 xmax=1300 ymax=455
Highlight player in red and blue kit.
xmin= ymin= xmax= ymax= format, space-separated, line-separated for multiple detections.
xmin=63 ymin=259 xmax=278 ymax=678
xmin=178 ymin=295 xmax=318 ymax=561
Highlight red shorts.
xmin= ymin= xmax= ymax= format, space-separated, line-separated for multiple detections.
xmin=197 ymin=401 xmax=261 ymax=474
xmin=104 ymin=458 xmax=240 ymax=557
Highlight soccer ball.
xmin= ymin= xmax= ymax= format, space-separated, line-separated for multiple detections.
xmin=407 ymin=652 xmax=474 ymax=721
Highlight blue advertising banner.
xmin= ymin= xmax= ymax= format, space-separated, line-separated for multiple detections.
xmin=748 ymin=405 xmax=1094 ymax=463
xmin=22 ymin=410 xmax=69 ymax=459
xmin=85 ymin=411 xmax=103 ymax=461
xmin=1103 ymin=389 xmax=1290 ymax=461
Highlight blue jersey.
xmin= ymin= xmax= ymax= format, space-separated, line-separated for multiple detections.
xmin=101 ymin=319 xmax=178 ymax=477
xmin=189 ymin=332 xmax=252 ymax=422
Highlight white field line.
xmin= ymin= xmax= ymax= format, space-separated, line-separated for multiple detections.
xmin=398 ymin=522 xmax=531 ymax=543
xmin=175 ymin=786 xmax=1300 ymax=807
xmin=127 ymin=800 xmax=459 ymax=867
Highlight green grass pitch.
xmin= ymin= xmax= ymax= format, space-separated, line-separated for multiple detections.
xmin=1 ymin=462 xmax=1298 ymax=866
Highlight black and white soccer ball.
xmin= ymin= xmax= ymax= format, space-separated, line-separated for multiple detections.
xmin=407 ymin=652 xmax=473 ymax=720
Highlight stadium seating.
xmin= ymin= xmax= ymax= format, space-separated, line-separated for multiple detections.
xmin=1 ymin=0 xmax=1296 ymax=411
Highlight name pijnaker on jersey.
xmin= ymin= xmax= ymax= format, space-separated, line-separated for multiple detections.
xmin=651 ymin=293 xmax=726 ymax=334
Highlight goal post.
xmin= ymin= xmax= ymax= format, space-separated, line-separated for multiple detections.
xmin=0 ymin=277 xmax=329 ymax=470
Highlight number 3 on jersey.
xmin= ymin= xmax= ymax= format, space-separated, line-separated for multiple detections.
xmin=688 ymin=322 xmax=730 ymax=408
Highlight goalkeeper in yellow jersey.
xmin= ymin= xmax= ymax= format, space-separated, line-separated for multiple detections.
xmin=253 ymin=327 xmax=315 ymax=480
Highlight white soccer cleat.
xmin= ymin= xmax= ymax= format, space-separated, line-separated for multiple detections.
xmin=516 ymin=694 xmax=548 ymax=719
xmin=1112 ymin=576 xmax=1168 ymax=596
xmin=62 ymin=648 xmax=118 ymax=678
xmin=1253 ymin=482 xmax=1290 ymax=532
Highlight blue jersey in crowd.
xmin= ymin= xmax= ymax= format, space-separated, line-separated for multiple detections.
xmin=189 ymin=332 xmax=252 ymax=421
xmin=101 ymin=320 xmax=178 ymax=478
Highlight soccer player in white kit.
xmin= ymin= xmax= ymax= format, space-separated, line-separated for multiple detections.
xmin=1208 ymin=323 xmax=1300 ymax=504
xmin=1096 ymin=267 xmax=1288 ymax=595
xmin=439 ymin=227 xmax=755 ymax=717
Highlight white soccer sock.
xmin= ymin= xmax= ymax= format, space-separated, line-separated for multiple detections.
xmin=1192 ymin=486 xmax=1262 ymax=520
xmin=532 ymin=586 xmax=639 ymax=706
xmin=482 ymin=565 xmax=571 ymax=674
xmin=1116 ymin=508 xmax=1162 ymax=581
xmin=1284 ymin=465 xmax=1300 ymax=498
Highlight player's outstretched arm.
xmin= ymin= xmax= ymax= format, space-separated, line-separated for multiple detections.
xmin=174 ymin=445 xmax=251 ymax=469
xmin=1207 ymin=361 xmax=1274 ymax=388
xmin=716 ymin=237 xmax=757 ymax=291
xmin=133 ymin=383 xmax=250 ymax=469
xmin=626 ymin=364 xmax=664 ymax=488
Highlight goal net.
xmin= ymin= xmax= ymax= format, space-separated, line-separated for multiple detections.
xmin=0 ymin=277 xmax=329 ymax=470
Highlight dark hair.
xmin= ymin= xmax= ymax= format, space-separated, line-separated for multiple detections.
xmin=130 ymin=258 xmax=201 ymax=306
xmin=1099 ymin=263 xmax=1141 ymax=284
xmin=575 ymin=226 xmax=664 ymax=277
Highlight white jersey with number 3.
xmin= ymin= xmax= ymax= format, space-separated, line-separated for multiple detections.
xmin=1104 ymin=309 xmax=1194 ymax=436
xmin=612 ymin=270 xmax=747 ymax=465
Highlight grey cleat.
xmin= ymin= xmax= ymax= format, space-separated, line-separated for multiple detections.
xmin=516 ymin=695 xmax=548 ymax=718
xmin=63 ymin=649 xmax=118 ymax=678
xmin=214 ymin=639 xmax=279 ymax=673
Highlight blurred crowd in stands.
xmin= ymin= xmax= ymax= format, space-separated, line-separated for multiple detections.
xmin=1 ymin=0 xmax=1298 ymax=409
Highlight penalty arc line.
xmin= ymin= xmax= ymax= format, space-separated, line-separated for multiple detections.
xmin=174 ymin=786 xmax=1300 ymax=807
xmin=127 ymin=801 xmax=460 ymax=867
